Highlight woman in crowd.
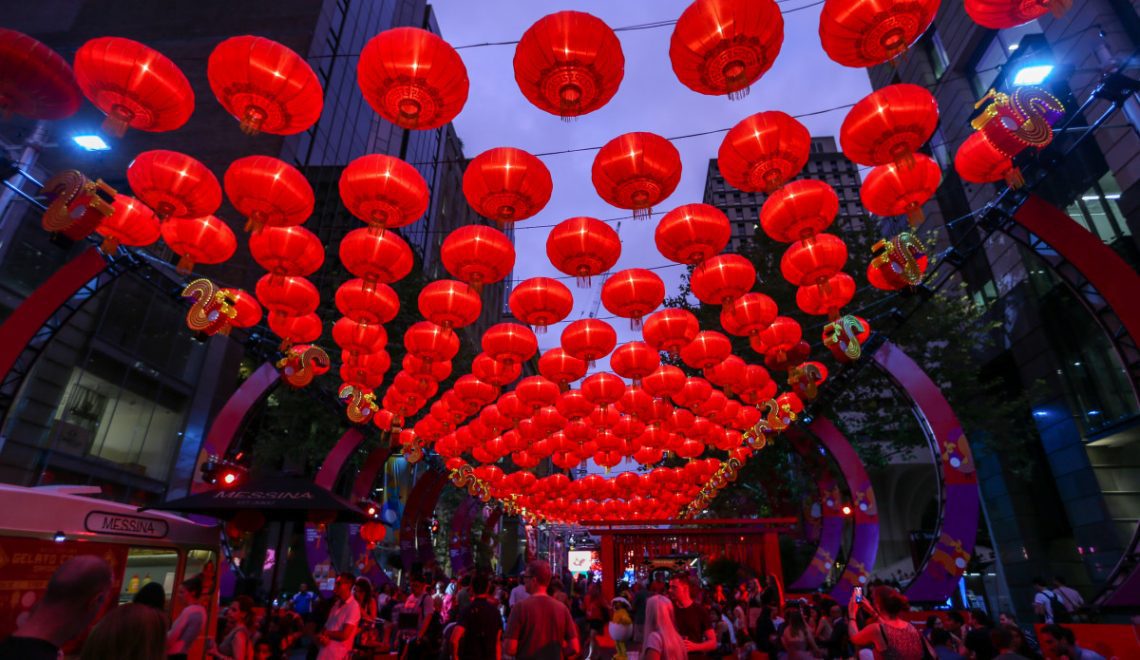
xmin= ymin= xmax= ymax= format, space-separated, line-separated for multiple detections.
xmin=847 ymin=586 xmax=927 ymax=660
xmin=641 ymin=594 xmax=687 ymax=660
xmin=81 ymin=602 xmax=167 ymax=660
xmin=208 ymin=595 xmax=255 ymax=660
xmin=168 ymin=575 xmax=207 ymax=659
xmin=781 ymin=607 xmax=821 ymax=660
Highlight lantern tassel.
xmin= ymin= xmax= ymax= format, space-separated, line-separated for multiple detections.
xmin=175 ymin=255 xmax=194 ymax=274
xmin=906 ymin=205 xmax=925 ymax=227
xmin=100 ymin=237 xmax=121 ymax=254
xmin=629 ymin=317 xmax=643 ymax=331
xmin=633 ymin=207 xmax=652 ymax=221
xmin=101 ymin=114 xmax=128 ymax=138
xmin=1004 ymin=167 xmax=1025 ymax=189
xmin=727 ymin=85 xmax=751 ymax=102
xmin=1049 ymin=0 xmax=1072 ymax=17
xmin=576 ymin=274 xmax=592 ymax=288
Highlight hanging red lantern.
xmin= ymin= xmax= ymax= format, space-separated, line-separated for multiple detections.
xmin=840 ymin=84 xmax=939 ymax=168
xmin=256 ymin=275 xmax=319 ymax=318
xmin=341 ymin=353 xmax=391 ymax=390
xmin=0 ymin=29 xmax=81 ymax=120
xmin=601 ymin=269 xmax=666 ymax=330
xmin=249 ymin=226 xmax=324 ymax=277
xmin=208 ymin=36 xmax=322 ymax=135
xmin=339 ymin=227 xmax=414 ymax=286
xmin=582 ymin=372 xmax=626 ymax=407
xmin=655 ymin=203 xmax=731 ymax=265
xmin=463 ymin=147 xmax=552 ymax=223
xmin=752 ymin=316 xmax=811 ymax=370
xmin=224 ymin=156 xmax=314 ymax=232
xmin=680 ymin=331 xmax=733 ymax=370
xmin=669 ymin=0 xmax=784 ymax=100
xmin=482 ymin=323 xmax=539 ymax=365
xmin=797 ymin=272 xmax=857 ymax=317
xmin=965 ymin=0 xmax=1071 ymax=29
xmin=418 ymin=279 xmax=482 ymax=329
xmin=557 ymin=390 xmax=595 ymax=421
xmin=705 ymin=355 xmax=746 ymax=395
xmin=127 ymin=150 xmax=221 ymax=220
xmin=357 ymin=27 xmax=468 ymax=130
xmin=760 ymin=180 xmax=839 ymax=243
xmin=673 ymin=377 xmax=714 ymax=410
xmin=561 ymin=319 xmax=617 ymax=365
xmin=97 ymin=195 xmax=160 ymax=253
xmin=779 ymin=234 xmax=848 ymax=287
xmin=161 ymin=215 xmax=236 ymax=273
xmin=359 ymin=521 xmax=387 ymax=548
xmin=405 ymin=321 xmax=459 ymax=363
xmin=720 ymin=292 xmax=777 ymax=337
xmin=718 ymin=111 xmax=810 ymax=193
xmin=611 ymin=342 xmax=661 ymax=384
xmin=738 ymin=364 xmax=776 ymax=405
xmin=642 ymin=309 xmax=700 ymax=355
xmin=269 ymin=313 xmax=322 ymax=346
xmin=513 ymin=11 xmax=624 ymax=118
xmin=546 ymin=216 xmax=622 ymax=287
xmin=592 ymin=132 xmax=682 ymax=219
xmin=690 ymin=253 xmax=756 ymax=305
xmin=860 ymin=153 xmax=942 ymax=225
xmin=336 ymin=279 xmax=399 ymax=325
xmin=333 ymin=317 xmax=388 ymax=356
xmin=954 ymin=131 xmax=1024 ymax=189
xmin=225 ymin=289 xmax=263 ymax=329
xmin=473 ymin=352 xmax=522 ymax=386
xmin=440 ymin=225 xmax=515 ymax=292
xmin=538 ymin=348 xmax=587 ymax=390
xmin=508 ymin=277 xmax=574 ymax=331
xmin=339 ymin=154 xmax=429 ymax=232
xmin=516 ymin=376 xmax=561 ymax=412
xmin=818 ymin=0 xmax=939 ymax=68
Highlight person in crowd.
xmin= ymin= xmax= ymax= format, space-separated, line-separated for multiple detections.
xmin=405 ymin=575 xmax=442 ymax=658
xmin=632 ymin=580 xmax=650 ymax=643
xmin=751 ymin=605 xmax=776 ymax=654
xmin=813 ymin=604 xmax=833 ymax=650
xmin=453 ymin=572 xmax=502 ymax=660
xmin=822 ymin=604 xmax=849 ymax=659
xmin=509 ymin=575 xmax=530 ymax=609
xmin=452 ymin=575 xmax=472 ymax=621
xmin=587 ymin=603 xmax=619 ymax=660
xmin=168 ymin=575 xmax=208 ymax=659
xmin=667 ymin=575 xmax=717 ymax=658
xmin=1038 ymin=624 xmax=1106 ymax=660
xmin=1052 ymin=577 xmax=1085 ymax=620
xmin=1000 ymin=624 xmax=1040 ymax=660
xmin=642 ymin=594 xmax=687 ymax=660
xmin=80 ymin=602 xmax=166 ymax=660
xmin=252 ymin=639 xmax=275 ymax=660
xmin=965 ymin=609 xmax=997 ymax=660
xmin=550 ymin=578 xmax=571 ymax=610
xmin=731 ymin=598 xmax=748 ymax=646
xmin=133 ymin=582 xmax=167 ymax=613
xmin=503 ymin=559 xmax=579 ymax=660
xmin=292 ymin=583 xmax=317 ymax=623
xmin=931 ymin=628 xmax=967 ymax=660
xmin=352 ymin=577 xmax=381 ymax=654
xmin=998 ymin=612 xmax=1040 ymax=658
xmin=760 ymin=576 xmax=780 ymax=610
xmin=0 ymin=555 xmax=113 ymax=660
xmin=1032 ymin=577 xmax=1069 ymax=624
xmin=991 ymin=626 xmax=1030 ymax=660
xmin=946 ymin=610 xmax=966 ymax=647
xmin=208 ymin=595 xmax=255 ymax=660
xmin=847 ymin=586 xmax=927 ymax=660
xmin=781 ymin=607 xmax=820 ymax=659
xmin=924 ymin=614 xmax=943 ymax=640
xmin=315 ymin=573 xmax=360 ymax=660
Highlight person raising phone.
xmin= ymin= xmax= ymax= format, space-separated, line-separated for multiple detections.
xmin=846 ymin=586 xmax=930 ymax=660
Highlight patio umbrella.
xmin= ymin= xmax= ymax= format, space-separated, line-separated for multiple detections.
xmin=144 ymin=475 xmax=367 ymax=523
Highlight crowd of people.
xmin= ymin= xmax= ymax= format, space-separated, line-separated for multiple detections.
xmin=0 ymin=554 xmax=1111 ymax=660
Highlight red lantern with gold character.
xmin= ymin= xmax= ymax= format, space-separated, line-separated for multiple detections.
xmin=224 ymin=156 xmax=314 ymax=232
xmin=162 ymin=215 xmax=237 ymax=273
xmin=97 ymin=195 xmax=160 ymax=252
xmin=127 ymin=150 xmax=221 ymax=220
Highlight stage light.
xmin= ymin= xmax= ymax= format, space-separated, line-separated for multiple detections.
xmin=221 ymin=471 xmax=238 ymax=485
xmin=73 ymin=134 xmax=111 ymax=151
xmin=1012 ymin=64 xmax=1053 ymax=86
xmin=841 ymin=505 xmax=853 ymax=516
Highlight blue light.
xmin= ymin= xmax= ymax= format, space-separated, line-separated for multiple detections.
xmin=1013 ymin=64 xmax=1054 ymax=86
xmin=1087 ymin=410 xmax=1102 ymax=416
xmin=1032 ymin=410 xmax=1049 ymax=417
xmin=73 ymin=134 xmax=111 ymax=151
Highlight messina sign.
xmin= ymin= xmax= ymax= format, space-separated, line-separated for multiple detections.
xmin=84 ymin=511 xmax=170 ymax=539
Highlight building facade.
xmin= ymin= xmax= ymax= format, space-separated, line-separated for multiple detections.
xmin=0 ymin=0 xmax=497 ymax=504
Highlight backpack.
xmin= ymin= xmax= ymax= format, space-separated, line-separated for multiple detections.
xmin=1046 ymin=590 xmax=1072 ymax=623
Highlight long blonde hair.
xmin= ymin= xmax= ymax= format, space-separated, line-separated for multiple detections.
xmin=642 ymin=594 xmax=687 ymax=660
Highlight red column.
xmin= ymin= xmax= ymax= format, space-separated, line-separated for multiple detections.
xmin=600 ymin=534 xmax=616 ymax=602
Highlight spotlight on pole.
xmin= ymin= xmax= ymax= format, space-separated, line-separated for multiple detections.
xmin=1012 ymin=64 xmax=1054 ymax=86
xmin=73 ymin=134 xmax=111 ymax=152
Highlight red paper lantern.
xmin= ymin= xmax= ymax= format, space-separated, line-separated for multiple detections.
xmin=655 ymin=203 xmax=731 ymax=265
xmin=561 ymin=319 xmax=617 ymax=364
xmin=339 ymin=154 xmax=429 ymax=232
xmin=738 ymin=364 xmax=776 ymax=405
xmin=592 ymin=132 xmax=682 ymax=219
xmin=669 ymin=0 xmax=784 ymax=99
xmin=760 ymin=180 xmax=839 ymax=243
xmin=840 ymin=84 xmax=939 ymax=168
xmin=208 ymin=36 xmax=322 ymax=135
xmin=339 ymin=227 xmax=414 ymax=286
xmin=482 ymin=323 xmax=539 ymax=365
xmin=161 ymin=215 xmax=236 ymax=273
xmin=796 ymin=272 xmax=857 ymax=317
xmin=73 ymin=37 xmax=193 ymax=137
xmin=819 ymin=0 xmax=939 ymax=68
xmin=516 ymin=376 xmax=561 ymax=412
xmin=611 ymin=342 xmax=661 ymax=383
xmin=509 ymin=277 xmax=574 ymax=332
xmin=359 ymin=521 xmax=387 ymax=547
xmin=582 ymin=372 xmax=625 ymax=407
xmin=539 ymin=348 xmax=588 ymax=389
xmin=601 ymin=269 xmax=666 ymax=329
xmin=0 ymin=29 xmax=81 ymax=120
xmin=720 ymin=292 xmax=778 ymax=337
xmin=752 ymin=316 xmax=810 ymax=370
xmin=673 ymin=377 xmax=714 ymax=410
xmin=860 ymin=153 xmax=942 ymax=225
xmin=418 ymin=279 xmax=482 ymax=329
xmin=473 ymin=353 xmax=521 ymax=386
xmin=269 ymin=313 xmax=322 ymax=345
xmin=127 ymin=150 xmax=221 ymax=220
xmin=336 ymin=279 xmax=399 ymax=325
xmin=779 ymin=234 xmax=848 ymax=287
xmin=690 ymin=253 xmax=756 ymax=305
xmin=97 ymin=195 xmax=160 ymax=252
xmin=680 ymin=331 xmax=733 ymax=370
xmin=642 ymin=309 xmax=700 ymax=355
xmin=249 ymin=226 xmax=324 ymax=277
xmin=224 ymin=289 xmax=263 ymax=330
xmin=224 ymin=156 xmax=314 ymax=232
xmin=463 ymin=147 xmax=552 ymax=223
xmin=954 ymin=131 xmax=1023 ymax=188
xmin=256 ymin=275 xmax=319 ymax=318
xmin=404 ymin=321 xmax=459 ymax=363
xmin=718 ymin=111 xmax=810 ymax=193
xmin=340 ymin=351 xmax=391 ymax=388
xmin=965 ymin=0 xmax=1070 ymax=29
xmin=513 ymin=11 xmax=624 ymax=118
xmin=357 ymin=27 xmax=468 ymax=130
xmin=440 ymin=225 xmax=515 ymax=291
xmin=705 ymin=355 xmax=746 ymax=394
xmin=546 ymin=216 xmax=622 ymax=287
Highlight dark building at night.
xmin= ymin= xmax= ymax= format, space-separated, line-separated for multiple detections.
xmin=0 ymin=1 xmax=500 ymax=504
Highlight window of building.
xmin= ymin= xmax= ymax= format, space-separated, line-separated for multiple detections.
xmin=923 ymin=29 xmax=950 ymax=80
xmin=1065 ymin=172 xmax=1131 ymax=246
xmin=930 ymin=127 xmax=952 ymax=170
xmin=971 ymin=21 xmax=1044 ymax=96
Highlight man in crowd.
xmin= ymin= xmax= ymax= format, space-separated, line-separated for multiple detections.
xmin=964 ymin=609 xmax=996 ymax=660
xmin=0 ymin=555 xmax=112 ymax=660
xmin=453 ymin=572 xmax=502 ymax=660
xmin=504 ymin=559 xmax=579 ymax=660
xmin=509 ymin=574 xmax=529 ymax=608
xmin=668 ymin=574 xmax=717 ymax=659
xmin=1053 ymin=576 xmax=1085 ymax=619
xmin=292 ymin=582 xmax=317 ymax=622
xmin=1032 ymin=577 xmax=1069 ymax=624
xmin=1038 ymin=624 xmax=1106 ymax=660
xmin=316 ymin=572 xmax=360 ymax=660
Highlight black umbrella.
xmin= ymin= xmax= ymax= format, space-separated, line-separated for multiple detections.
xmin=144 ymin=475 xmax=367 ymax=523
